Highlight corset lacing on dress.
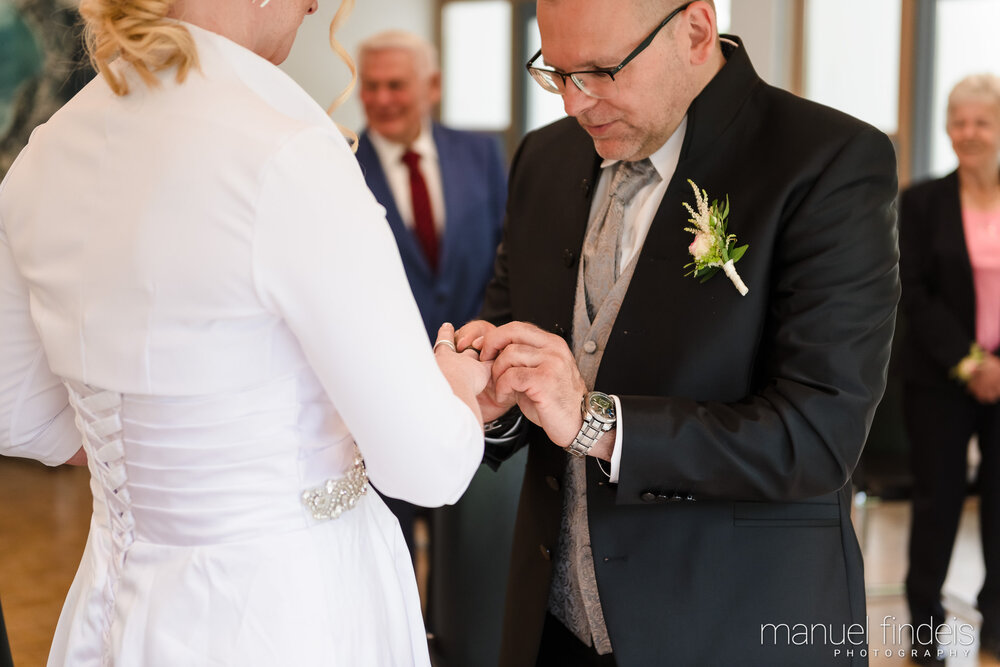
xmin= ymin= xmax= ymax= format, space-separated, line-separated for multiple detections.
xmin=64 ymin=381 xmax=132 ymax=667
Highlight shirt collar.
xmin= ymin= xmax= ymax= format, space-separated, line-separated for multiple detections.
xmin=368 ymin=120 xmax=437 ymax=165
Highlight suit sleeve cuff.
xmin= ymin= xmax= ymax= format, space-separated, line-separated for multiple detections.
xmin=609 ymin=394 xmax=623 ymax=483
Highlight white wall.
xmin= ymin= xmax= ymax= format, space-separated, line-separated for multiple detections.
xmin=280 ymin=0 xmax=435 ymax=134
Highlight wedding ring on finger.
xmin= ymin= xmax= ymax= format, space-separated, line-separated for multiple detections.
xmin=434 ymin=339 xmax=457 ymax=353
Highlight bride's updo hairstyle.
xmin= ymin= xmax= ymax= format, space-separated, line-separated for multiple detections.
xmin=79 ymin=0 xmax=197 ymax=96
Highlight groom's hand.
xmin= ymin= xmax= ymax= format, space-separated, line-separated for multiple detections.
xmin=455 ymin=320 xmax=515 ymax=423
xmin=480 ymin=322 xmax=587 ymax=448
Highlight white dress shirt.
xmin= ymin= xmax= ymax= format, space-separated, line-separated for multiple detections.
xmin=589 ymin=116 xmax=688 ymax=482
xmin=367 ymin=123 xmax=447 ymax=234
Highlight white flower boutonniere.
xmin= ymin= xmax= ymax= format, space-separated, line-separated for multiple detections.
xmin=682 ymin=179 xmax=749 ymax=296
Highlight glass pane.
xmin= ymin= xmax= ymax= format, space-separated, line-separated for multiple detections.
xmin=441 ymin=1 xmax=512 ymax=131
xmin=803 ymin=0 xmax=901 ymax=135
xmin=524 ymin=15 xmax=568 ymax=133
xmin=715 ymin=0 xmax=732 ymax=34
xmin=930 ymin=0 xmax=1000 ymax=176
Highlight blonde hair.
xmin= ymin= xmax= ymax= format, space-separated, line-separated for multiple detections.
xmin=948 ymin=73 xmax=1000 ymax=121
xmin=79 ymin=0 xmax=198 ymax=96
xmin=80 ymin=0 xmax=359 ymax=150
xmin=327 ymin=0 xmax=359 ymax=151
xmin=358 ymin=30 xmax=440 ymax=79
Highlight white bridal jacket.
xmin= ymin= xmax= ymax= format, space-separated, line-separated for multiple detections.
xmin=0 ymin=22 xmax=483 ymax=667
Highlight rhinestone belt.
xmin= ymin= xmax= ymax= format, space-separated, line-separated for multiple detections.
xmin=301 ymin=451 xmax=368 ymax=520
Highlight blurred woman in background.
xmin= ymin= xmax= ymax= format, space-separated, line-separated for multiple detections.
xmin=0 ymin=0 xmax=488 ymax=665
xmin=899 ymin=73 xmax=1000 ymax=663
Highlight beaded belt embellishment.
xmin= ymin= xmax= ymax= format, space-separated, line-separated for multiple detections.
xmin=301 ymin=450 xmax=369 ymax=520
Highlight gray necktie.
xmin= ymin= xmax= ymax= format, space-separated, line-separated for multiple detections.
xmin=582 ymin=158 xmax=660 ymax=320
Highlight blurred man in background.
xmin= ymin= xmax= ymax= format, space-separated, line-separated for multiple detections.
xmin=354 ymin=29 xmax=510 ymax=666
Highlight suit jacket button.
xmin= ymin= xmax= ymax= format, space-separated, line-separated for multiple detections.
xmin=539 ymin=545 xmax=552 ymax=560
xmin=562 ymin=249 xmax=577 ymax=267
xmin=545 ymin=475 xmax=560 ymax=491
xmin=656 ymin=494 xmax=671 ymax=502
xmin=640 ymin=492 xmax=656 ymax=503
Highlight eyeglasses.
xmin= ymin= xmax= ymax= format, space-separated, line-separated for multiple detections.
xmin=526 ymin=2 xmax=693 ymax=100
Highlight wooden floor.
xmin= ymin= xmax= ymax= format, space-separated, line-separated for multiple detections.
xmin=1 ymin=456 xmax=998 ymax=666
xmin=0 ymin=459 xmax=90 ymax=667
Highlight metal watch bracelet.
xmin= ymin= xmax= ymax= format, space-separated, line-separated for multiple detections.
xmin=567 ymin=418 xmax=609 ymax=458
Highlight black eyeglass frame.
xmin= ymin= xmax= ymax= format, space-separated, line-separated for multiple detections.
xmin=525 ymin=1 xmax=694 ymax=94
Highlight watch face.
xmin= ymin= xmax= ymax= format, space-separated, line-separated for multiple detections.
xmin=588 ymin=392 xmax=616 ymax=421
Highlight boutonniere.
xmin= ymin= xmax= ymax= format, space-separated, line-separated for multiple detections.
xmin=682 ymin=179 xmax=749 ymax=296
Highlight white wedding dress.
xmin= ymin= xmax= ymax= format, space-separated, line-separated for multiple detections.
xmin=0 ymin=23 xmax=483 ymax=667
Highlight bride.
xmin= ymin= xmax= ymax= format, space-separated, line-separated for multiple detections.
xmin=0 ymin=0 xmax=489 ymax=665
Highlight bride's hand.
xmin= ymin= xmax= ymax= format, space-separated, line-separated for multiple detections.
xmin=455 ymin=320 xmax=515 ymax=422
xmin=434 ymin=323 xmax=491 ymax=425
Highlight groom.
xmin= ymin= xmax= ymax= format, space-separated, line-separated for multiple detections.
xmin=458 ymin=0 xmax=899 ymax=665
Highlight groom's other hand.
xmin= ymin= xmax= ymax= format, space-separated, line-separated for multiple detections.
xmin=455 ymin=320 xmax=513 ymax=422
xmin=481 ymin=322 xmax=588 ymax=449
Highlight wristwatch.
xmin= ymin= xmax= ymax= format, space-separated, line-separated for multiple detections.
xmin=567 ymin=391 xmax=616 ymax=458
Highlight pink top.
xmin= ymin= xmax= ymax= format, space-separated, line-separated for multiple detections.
xmin=963 ymin=206 xmax=1000 ymax=351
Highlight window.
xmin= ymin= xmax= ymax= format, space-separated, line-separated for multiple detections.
xmin=522 ymin=14 xmax=566 ymax=133
xmin=440 ymin=1 xmax=512 ymax=131
xmin=715 ymin=0 xmax=732 ymax=34
xmin=803 ymin=0 xmax=901 ymax=135
xmin=929 ymin=0 xmax=1000 ymax=176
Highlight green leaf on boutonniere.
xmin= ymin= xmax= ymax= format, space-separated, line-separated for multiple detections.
xmin=698 ymin=266 xmax=720 ymax=282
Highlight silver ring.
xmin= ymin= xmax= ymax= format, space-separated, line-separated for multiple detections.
xmin=433 ymin=339 xmax=457 ymax=353
xmin=464 ymin=346 xmax=481 ymax=356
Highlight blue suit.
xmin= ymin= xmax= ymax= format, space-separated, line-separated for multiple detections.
xmin=355 ymin=124 xmax=506 ymax=341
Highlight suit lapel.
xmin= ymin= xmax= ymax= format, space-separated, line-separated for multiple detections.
xmin=434 ymin=124 xmax=460 ymax=286
xmin=596 ymin=39 xmax=762 ymax=390
xmin=941 ymin=171 xmax=976 ymax=302
xmin=357 ymin=131 xmax=434 ymax=280
xmin=550 ymin=130 xmax=603 ymax=339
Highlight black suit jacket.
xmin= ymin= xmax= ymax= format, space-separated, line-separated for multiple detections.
xmin=481 ymin=39 xmax=899 ymax=666
xmin=898 ymin=171 xmax=980 ymax=388
xmin=0 ymin=597 xmax=12 ymax=667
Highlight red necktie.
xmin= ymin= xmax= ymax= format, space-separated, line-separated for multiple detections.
xmin=401 ymin=149 xmax=437 ymax=272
